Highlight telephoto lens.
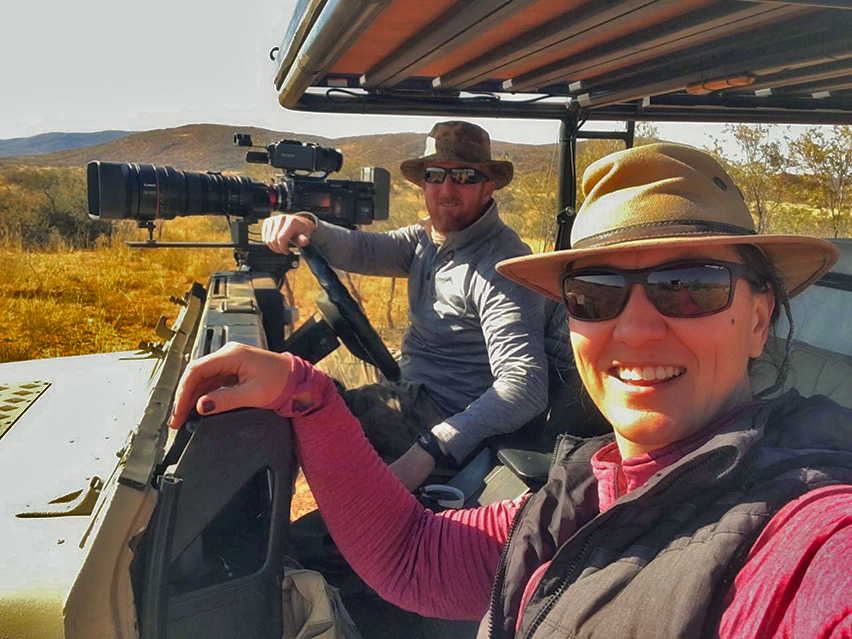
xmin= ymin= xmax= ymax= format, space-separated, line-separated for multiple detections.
xmin=87 ymin=161 xmax=281 ymax=221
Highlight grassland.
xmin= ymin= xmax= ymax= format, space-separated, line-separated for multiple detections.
xmin=2 ymin=124 xmax=844 ymax=365
xmin=0 ymin=215 xmax=413 ymax=365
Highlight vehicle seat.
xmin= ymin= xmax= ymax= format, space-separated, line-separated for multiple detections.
xmin=753 ymin=238 xmax=852 ymax=409
xmin=753 ymin=338 xmax=852 ymax=409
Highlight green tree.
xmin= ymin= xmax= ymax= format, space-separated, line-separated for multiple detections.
xmin=790 ymin=126 xmax=852 ymax=238
xmin=711 ymin=124 xmax=790 ymax=234
xmin=500 ymin=167 xmax=559 ymax=250
xmin=0 ymin=166 xmax=112 ymax=248
xmin=634 ymin=121 xmax=660 ymax=146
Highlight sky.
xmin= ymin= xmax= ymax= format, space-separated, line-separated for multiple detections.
xmin=1 ymin=0 xmax=750 ymax=149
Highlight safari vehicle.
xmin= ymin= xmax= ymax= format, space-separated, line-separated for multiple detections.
xmin=3 ymin=1 xmax=852 ymax=637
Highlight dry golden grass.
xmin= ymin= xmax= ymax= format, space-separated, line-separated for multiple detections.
xmin=0 ymin=218 xmax=232 ymax=363
xmin=0 ymin=216 xmax=412 ymax=364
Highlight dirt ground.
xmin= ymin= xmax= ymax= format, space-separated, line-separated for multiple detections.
xmin=290 ymin=470 xmax=318 ymax=521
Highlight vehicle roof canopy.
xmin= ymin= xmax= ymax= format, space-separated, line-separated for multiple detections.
xmin=274 ymin=0 xmax=852 ymax=124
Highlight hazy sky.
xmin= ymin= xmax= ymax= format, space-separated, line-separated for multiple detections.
xmin=3 ymin=0 xmax=737 ymax=148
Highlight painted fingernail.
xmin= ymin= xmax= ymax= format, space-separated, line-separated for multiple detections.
xmin=201 ymin=400 xmax=216 ymax=414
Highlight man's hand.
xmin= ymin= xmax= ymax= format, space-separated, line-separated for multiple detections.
xmin=388 ymin=443 xmax=438 ymax=491
xmin=169 ymin=342 xmax=294 ymax=429
xmin=261 ymin=213 xmax=317 ymax=254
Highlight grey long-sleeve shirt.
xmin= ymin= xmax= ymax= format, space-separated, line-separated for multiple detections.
xmin=310 ymin=202 xmax=548 ymax=462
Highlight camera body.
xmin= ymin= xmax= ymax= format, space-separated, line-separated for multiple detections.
xmin=237 ymin=135 xmax=344 ymax=175
xmin=87 ymin=134 xmax=389 ymax=226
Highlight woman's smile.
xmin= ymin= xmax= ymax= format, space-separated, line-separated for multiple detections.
xmin=611 ymin=365 xmax=686 ymax=384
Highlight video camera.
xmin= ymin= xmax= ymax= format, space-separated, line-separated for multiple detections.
xmin=86 ymin=134 xmax=390 ymax=227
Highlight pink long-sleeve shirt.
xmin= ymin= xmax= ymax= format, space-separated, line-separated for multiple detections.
xmin=274 ymin=357 xmax=852 ymax=637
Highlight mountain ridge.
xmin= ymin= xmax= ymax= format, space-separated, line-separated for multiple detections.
xmin=0 ymin=130 xmax=135 ymax=157
xmin=0 ymin=124 xmax=558 ymax=181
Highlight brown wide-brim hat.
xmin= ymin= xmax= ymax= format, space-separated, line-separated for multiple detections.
xmin=497 ymin=143 xmax=839 ymax=302
xmin=400 ymin=120 xmax=514 ymax=189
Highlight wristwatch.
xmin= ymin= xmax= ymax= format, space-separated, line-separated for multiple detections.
xmin=415 ymin=431 xmax=446 ymax=462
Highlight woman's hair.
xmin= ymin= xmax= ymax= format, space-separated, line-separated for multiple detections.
xmin=733 ymin=244 xmax=795 ymax=396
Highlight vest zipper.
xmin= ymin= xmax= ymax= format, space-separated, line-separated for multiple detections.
xmin=488 ymin=495 xmax=533 ymax=639
xmin=548 ymin=433 xmax=566 ymax=475
xmin=520 ymin=450 xmax=728 ymax=639
xmin=519 ymin=516 xmax=616 ymax=639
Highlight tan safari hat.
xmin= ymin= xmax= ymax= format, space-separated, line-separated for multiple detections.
xmin=400 ymin=121 xmax=514 ymax=189
xmin=497 ymin=143 xmax=839 ymax=302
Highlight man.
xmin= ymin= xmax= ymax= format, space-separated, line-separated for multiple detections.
xmin=262 ymin=121 xmax=547 ymax=490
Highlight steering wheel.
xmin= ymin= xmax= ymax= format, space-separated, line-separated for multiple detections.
xmin=298 ymin=244 xmax=400 ymax=382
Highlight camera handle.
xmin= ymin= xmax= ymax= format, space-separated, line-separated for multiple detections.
xmin=127 ymin=218 xmax=299 ymax=288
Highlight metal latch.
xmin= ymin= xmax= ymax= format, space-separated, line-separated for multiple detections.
xmin=155 ymin=316 xmax=176 ymax=340
xmin=137 ymin=341 xmax=167 ymax=359
xmin=16 ymin=476 xmax=104 ymax=518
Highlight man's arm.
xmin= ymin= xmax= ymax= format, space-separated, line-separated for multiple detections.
xmin=261 ymin=212 xmax=422 ymax=277
xmin=310 ymin=219 xmax=421 ymax=276
xmin=432 ymin=268 xmax=549 ymax=463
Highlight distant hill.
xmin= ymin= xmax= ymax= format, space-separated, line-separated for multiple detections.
xmin=0 ymin=123 xmax=557 ymax=182
xmin=0 ymin=130 xmax=134 ymax=157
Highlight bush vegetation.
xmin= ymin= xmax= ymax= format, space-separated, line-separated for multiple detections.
xmin=1 ymin=124 xmax=849 ymax=365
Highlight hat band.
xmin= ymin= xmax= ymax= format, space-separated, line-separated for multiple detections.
xmin=572 ymin=219 xmax=756 ymax=250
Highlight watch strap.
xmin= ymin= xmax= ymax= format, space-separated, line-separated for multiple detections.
xmin=416 ymin=431 xmax=445 ymax=462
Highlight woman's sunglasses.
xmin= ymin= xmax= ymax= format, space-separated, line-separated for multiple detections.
xmin=561 ymin=259 xmax=756 ymax=321
xmin=423 ymin=166 xmax=489 ymax=185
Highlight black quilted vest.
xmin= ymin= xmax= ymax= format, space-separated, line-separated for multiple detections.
xmin=477 ymin=390 xmax=852 ymax=639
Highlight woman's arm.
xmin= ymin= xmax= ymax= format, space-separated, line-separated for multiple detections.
xmin=718 ymin=485 xmax=852 ymax=638
xmin=169 ymin=345 xmax=522 ymax=620
xmin=281 ymin=356 xmax=523 ymax=620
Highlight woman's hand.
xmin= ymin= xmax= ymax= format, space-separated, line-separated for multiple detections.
xmin=168 ymin=342 xmax=294 ymax=429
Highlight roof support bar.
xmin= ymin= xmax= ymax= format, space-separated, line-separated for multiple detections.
xmin=292 ymin=91 xmax=852 ymax=123
xmin=504 ymin=2 xmax=804 ymax=93
xmin=434 ymin=0 xmax=685 ymax=91
xmin=727 ymin=56 xmax=852 ymax=93
xmin=572 ymin=17 xmax=852 ymax=109
xmin=273 ymin=0 xmax=328 ymax=88
xmin=554 ymin=121 xmax=636 ymax=249
xmin=771 ymin=74 xmax=852 ymax=96
xmin=360 ymin=0 xmax=538 ymax=89
xmin=738 ymin=0 xmax=852 ymax=9
xmin=576 ymin=128 xmax=635 ymax=142
xmin=277 ymin=0 xmax=390 ymax=108
xmin=572 ymin=10 xmax=848 ymax=95
xmin=641 ymin=92 xmax=852 ymax=111
xmin=555 ymin=118 xmax=579 ymax=251
xmin=591 ymin=103 xmax=852 ymax=123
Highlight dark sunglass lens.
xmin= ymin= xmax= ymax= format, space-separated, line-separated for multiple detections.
xmin=450 ymin=168 xmax=480 ymax=184
xmin=563 ymin=272 xmax=627 ymax=320
xmin=646 ymin=264 xmax=732 ymax=317
xmin=424 ymin=167 xmax=446 ymax=184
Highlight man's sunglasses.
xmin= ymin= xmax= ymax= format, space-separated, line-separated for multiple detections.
xmin=423 ymin=166 xmax=489 ymax=185
xmin=561 ymin=259 xmax=756 ymax=321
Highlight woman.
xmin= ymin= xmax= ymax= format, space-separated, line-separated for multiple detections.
xmin=169 ymin=144 xmax=852 ymax=638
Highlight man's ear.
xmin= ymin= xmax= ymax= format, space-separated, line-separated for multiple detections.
xmin=481 ymin=180 xmax=495 ymax=204
xmin=749 ymin=289 xmax=775 ymax=358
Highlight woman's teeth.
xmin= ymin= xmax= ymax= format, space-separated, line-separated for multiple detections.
xmin=616 ymin=366 xmax=684 ymax=382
